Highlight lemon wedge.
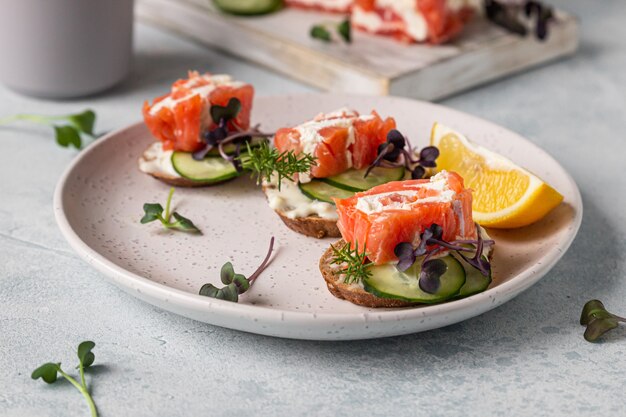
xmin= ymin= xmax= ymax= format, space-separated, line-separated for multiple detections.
xmin=430 ymin=123 xmax=563 ymax=229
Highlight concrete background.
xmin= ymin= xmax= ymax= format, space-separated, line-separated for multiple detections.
xmin=1 ymin=1 xmax=625 ymax=415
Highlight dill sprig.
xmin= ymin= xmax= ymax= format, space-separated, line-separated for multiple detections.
xmin=240 ymin=141 xmax=316 ymax=190
xmin=330 ymin=242 xmax=372 ymax=284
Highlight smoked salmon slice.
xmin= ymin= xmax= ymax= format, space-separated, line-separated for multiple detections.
xmin=285 ymin=0 xmax=352 ymax=13
xmin=273 ymin=108 xmax=396 ymax=181
xmin=335 ymin=171 xmax=476 ymax=265
xmin=352 ymin=0 xmax=474 ymax=44
xmin=143 ymin=71 xmax=254 ymax=153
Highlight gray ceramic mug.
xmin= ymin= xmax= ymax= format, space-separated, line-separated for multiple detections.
xmin=0 ymin=0 xmax=134 ymax=99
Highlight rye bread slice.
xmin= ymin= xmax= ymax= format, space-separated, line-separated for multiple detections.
xmin=262 ymin=184 xmax=341 ymax=239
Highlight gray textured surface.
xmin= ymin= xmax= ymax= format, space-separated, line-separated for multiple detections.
xmin=1 ymin=1 xmax=625 ymax=415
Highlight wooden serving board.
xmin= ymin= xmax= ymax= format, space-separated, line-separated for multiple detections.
xmin=136 ymin=0 xmax=579 ymax=100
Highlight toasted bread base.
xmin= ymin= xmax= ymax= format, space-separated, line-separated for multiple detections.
xmin=262 ymin=185 xmax=341 ymax=239
xmin=139 ymin=145 xmax=234 ymax=188
xmin=319 ymin=240 xmax=418 ymax=308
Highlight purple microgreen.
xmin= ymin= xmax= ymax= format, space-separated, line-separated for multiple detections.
xmin=386 ymin=129 xmax=406 ymax=151
xmin=580 ymin=300 xmax=626 ymax=342
xmin=239 ymin=141 xmax=317 ymax=191
xmin=364 ymin=143 xmax=395 ymax=178
xmin=365 ymin=128 xmax=440 ymax=179
xmin=394 ymin=242 xmax=416 ymax=272
xmin=192 ymin=145 xmax=214 ymax=161
xmin=330 ymin=241 xmax=372 ymax=284
xmin=393 ymin=223 xmax=492 ymax=283
xmin=210 ymin=98 xmax=241 ymax=124
xmin=418 ymin=146 xmax=439 ymax=168
xmin=411 ymin=166 xmax=426 ymax=180
xmin=32 ymin=341 xmax=99 ymax=416
xmin=140 ymin=188 xmax=201 ymax=234
xmin=199 ymin=237 xmax=275 ymax=303
xmin=419 ymin=259 xmax=447 ymax=294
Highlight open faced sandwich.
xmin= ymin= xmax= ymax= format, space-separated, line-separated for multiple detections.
xmin=263 ymin=108 xmax=406 ymax=238
xmin=320 ymin=170 xmax=494 ymax=308
xmin=139 ymin=71 xmax=259 ymax=187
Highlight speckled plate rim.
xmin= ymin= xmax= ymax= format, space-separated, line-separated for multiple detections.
xmin=54 ymin=94 xmax=582 ymax=340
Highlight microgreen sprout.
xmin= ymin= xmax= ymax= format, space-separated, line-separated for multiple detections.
xmin=31 ymin=341 xmax=99 ymax=417
xmin=0 ymin=109 xmax=96 ymax=149
xmin=485 ymin=0 xmax=555 ymax=40
xmin=192 ymin=97 xmax=275 ymax=171
xmin=580 ymin=300 xmax=626 ymax=342
xmin=394 ymin=223 xmax=494 ymax=294
xmin=141 ymin=188 xmax=201 ymax=234
xmin=311 ymin=18 xmax=352 ymax=43
xmin=330 ymin=241 xmax=372 ymax=284
xmin=240 ymin=141 xmax=317 ymax=191
xmin=199 ymin=237 xmax=275 ymax=302
xmin=365 ymin=129 xmax=439 ymax=180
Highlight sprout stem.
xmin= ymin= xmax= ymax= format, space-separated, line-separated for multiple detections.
xmin=248 ymin=237 xmax=275 ymax=284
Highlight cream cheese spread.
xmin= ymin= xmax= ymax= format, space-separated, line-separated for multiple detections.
xmin=138 ymin=142 xmax=180 ymax=178
xmin=264 ymin=178 xmax=338 ymax=220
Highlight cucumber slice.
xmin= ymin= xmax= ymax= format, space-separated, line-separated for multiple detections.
xmin=298 ymin=180 xmax=354 ymax=204
xmin=321 ymin=167 xmax=405 ymax=192
xmin=171 ymin=152 xmax=239 ymax=183
xmin=213 ymin=0 xmax=283 ymax=15
xmin=363 ymin=256 xmax=466 ymax=304
xmin=456 ymin=256 xmax=492 ymax=298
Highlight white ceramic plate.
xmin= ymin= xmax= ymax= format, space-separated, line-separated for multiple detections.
xmin=54 ymin=94 xmax=582 ymax=340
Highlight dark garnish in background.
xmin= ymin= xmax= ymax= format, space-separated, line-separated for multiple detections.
xmin=311 ymin=18 xmax=352 ymax=43
xmin=485 ymin=0 xmax=555 ymax=41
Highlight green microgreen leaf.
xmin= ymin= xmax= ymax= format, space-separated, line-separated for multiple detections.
xmin=311 ymin=19 xmax=351 ymax=43
xmin=199 ymin=237 xmax=275 ymax=303
xmin=210 ymin=98 xmax=241 ymax=124
xmin=77 ymin=341 xmax=96 ymax=369
xmin=140 ymin=189 xmax=201 ymax=234
xmin=232 ymin=273 xmax=250 ymax=293
xmin=330 ymin=241 xmax=371 ymax=284
xmin=580 ymin=300 xmax=626 ymax=342
xmin=141 ymin=203 xmax=164 ymax=224
xmin=311 ymin=25 xmax=332 ymax=42
xmin=240 ymin=142 xmax=317 ymax=191
xmin=0 ymin=109 xmax=97 ymax=149
xmin=337 ymin=19 xmax=351 ymax=43
xmin=169 ymin=212 xmax=201 ymax=234
xmin=32 ymin=341 xmax=99 ymax=417
xmin=66 ymin=110 xmax=96 ymax=136
xmin=221 ymin=262 xmax=235 ymax=284
xmin=54 ymin=125 xmax=82 ymax=149
xmin=31 ymin=362 xmax=61 ymax=384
